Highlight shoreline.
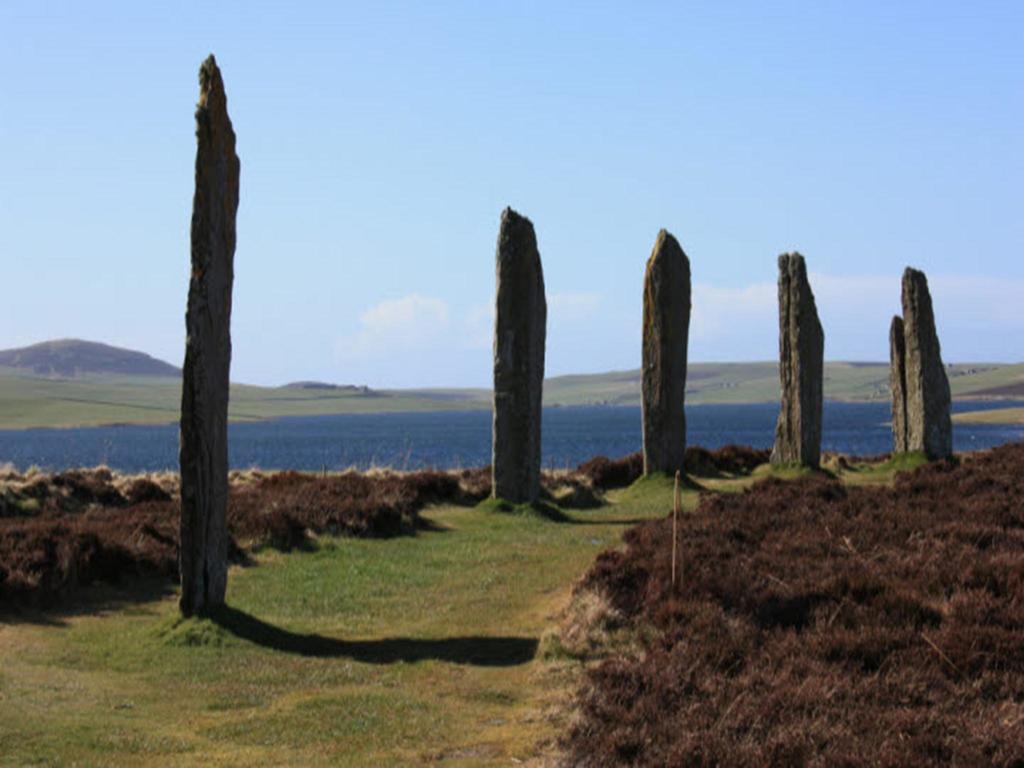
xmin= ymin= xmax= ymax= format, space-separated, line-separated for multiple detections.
xmin=3 ymin=440 xmax=1022 ymax=480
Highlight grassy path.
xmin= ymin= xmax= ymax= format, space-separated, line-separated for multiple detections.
xmin=0 ymin=481 xmax=679 ymax=766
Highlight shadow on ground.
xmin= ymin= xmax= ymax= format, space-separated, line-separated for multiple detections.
xmin=0 ymin=576 xmax=177 ymax=628
xmin=210 ymin=605 xmax=538 ymax=667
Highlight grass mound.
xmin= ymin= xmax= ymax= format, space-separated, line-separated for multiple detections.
xmin=566 ymin=443 xmax=1024 ymax=766
xmin=477 ymin=497 xmax=570 ymax=522
xmin=157 ymin=615 xmax=235 ymax=648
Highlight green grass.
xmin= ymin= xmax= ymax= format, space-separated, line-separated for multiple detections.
xmin=0 ymin=498 xmax=682 ymax=766
xmin=544 ymin=361 xmax=1024 ymax=407
xmin=3 ymin=361 xmax=1022 ymax=429
xmin=953 ymin=406 xmax=1024 ymax=425
xmin=0 ymin=369 xmax=489 ymax=430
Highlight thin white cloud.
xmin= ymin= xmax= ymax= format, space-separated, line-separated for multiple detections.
xmin=461 ymin=292 xmax=603 ymax=353
xmin=691 ymin=281 xmax=776 ymax=343
xmin=332 ymin=274 xmax=1022 ymax=386
xmin=337 ymin=294 xmax=451 ymax=360
xmin=464 ymin=302 xmax=494 ymax=351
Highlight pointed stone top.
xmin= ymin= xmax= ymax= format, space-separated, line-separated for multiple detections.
xmin=194 ymin=54 xmax=237 ymax=166
xmin=497 ymin=207 xmax=539 ymax=264
xmin=778 ymin=251 xmax=807 ymax=272
xmin=198 ymin=54 xmax=225 ymax=104
xmin=500 ymin=206 xmax=533 ymax=229
xmin=901 ymin=267 xmax=936 ymax=321
xmin=646 ymin=230 xmax=690 ymax=285
xmin=902 ymin=266 xmax=929 ymax=291
xmin=905 ymin=268 xmax=929 ymax=284
xmin=651 ymin=229 xmax=686 ymax=259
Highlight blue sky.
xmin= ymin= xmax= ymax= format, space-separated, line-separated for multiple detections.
xmin=1 ymin=1 xmax=1021 ymax=387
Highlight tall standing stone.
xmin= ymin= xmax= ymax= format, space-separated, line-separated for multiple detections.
xmin=641 ymin=230 xmax=691 ymax=475
xmin=770 ymin=253 xmax=824 ymax=467
xmin=889 ymin=315 xmax=908 ymax=453
xmin=901 ymin=268 xmax=952 ymax=459
xmin=492 ymin=208 xmax=546 ymax=504
xmin=179 ymin=55 xmax=239 ymax=616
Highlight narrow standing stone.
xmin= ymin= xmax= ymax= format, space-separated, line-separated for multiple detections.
xmin=492 ymin=208 xmax=546 ymax=503
xmin=641 ymin=230 xmax=691 ymax=475
xmin=770 ymin=253 xmax=824 ymax=467
xmin=179 ymin=55 xmax=239 ymax=616
xmin=889 ymin=315 xmax=908 ymax=453
xmin=901 ymin=268 xmax=952 ymax=459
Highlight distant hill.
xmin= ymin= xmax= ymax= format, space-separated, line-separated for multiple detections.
xmin=0 ymin=339 xmax=180 ymax=378
xmin=543 ymin=361 xmax=1024 ymax=406
xmin=283 ymin=381 xmax=374 ymax=394
xmin=0 ymin=338 xmax=1021 ymax=429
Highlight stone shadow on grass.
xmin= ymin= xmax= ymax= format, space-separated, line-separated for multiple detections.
xmin=0 ymin=576 xmax=178 ymax=627
xmin=210 ymin=605 xmax=538 ymax=667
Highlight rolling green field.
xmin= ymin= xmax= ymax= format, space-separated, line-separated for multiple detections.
xmin=954 ymin=406 xmax=1024 ymax=425
xmin=0 ymin=370 xmax=489 ymax=430
xmin=2 ymin=361 xmax=1023 ymax=430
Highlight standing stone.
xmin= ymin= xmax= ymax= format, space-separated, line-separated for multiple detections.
xmin=770 ymin=253 xmax=824 ymax=467
xmin=492 ymin=208 xmax=546 ymax=503
xmin=179 ymin=55 xmax=239 ymax=617
xmin=901 ymin=268 xmax=952 ymax=459
xmin=889 ymin=315 xmax=908 ymax=453
xmin=641 ymin=230 xmax=691 ymax=476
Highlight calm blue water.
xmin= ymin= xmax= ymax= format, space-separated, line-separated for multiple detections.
xmin=0 ymin=402 xmax=1021 ymax=474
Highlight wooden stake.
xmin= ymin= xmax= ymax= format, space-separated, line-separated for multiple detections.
xmin=672 ymin=470 xmax=680 ymax=592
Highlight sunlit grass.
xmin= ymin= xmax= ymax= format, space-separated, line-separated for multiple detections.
xmin=0 ymin=455 xmax=926 ymax=765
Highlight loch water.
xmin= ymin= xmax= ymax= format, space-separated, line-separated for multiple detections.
xmin=0 ymin=402 xmax=1022 ymax=474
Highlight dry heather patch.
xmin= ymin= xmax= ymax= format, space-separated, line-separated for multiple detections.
xmin=0 ymin=447 xmax=780 ymax=609
xmin=576 ymin=445 xmax=771 ymax=490
xmin=0 ymin=466 xmax=495 ymax=607
xmin=542 ymin=587 xmax=631 ymax=662
xmin=566 ymin=442 xmax=1024 ymax=767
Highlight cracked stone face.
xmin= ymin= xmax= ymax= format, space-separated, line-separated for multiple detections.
xmin=641 ymin=229 xmax=691 ymax=476
xmin=180 ymin=54 xmax=239 ymax=617
xmin=491 ymin=208 xmax=546 ymax=504
xmin=770 ymin=253 xmax=824 ymax=468
xmin=900 ymin=268 xmax=952 ymax=460
xmin=890 ymin=315 xmax=908 ymax=454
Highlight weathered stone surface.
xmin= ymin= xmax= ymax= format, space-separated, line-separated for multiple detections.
xmin=179 ymin=55 xmax=239 ymax=616
xmin=492 ymin=208 xmax=546 ymax=503
xmin=889 ymin=315 xmax=908 ymax=453
xmin=770 ymin=253 xmax=824 ymax=467
xmin=901 ymin=268 xmax=952 ymax=459
xmin=641 ymin=230 xmax=691 ymax=475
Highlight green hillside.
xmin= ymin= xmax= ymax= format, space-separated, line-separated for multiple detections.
xmin=0 ymin=339 xmax=179 ymax=378
xmin=1 ymin=361 xmax=1022 ymax=430
xmin=544 ymin=361 xmax=1024 ymax=407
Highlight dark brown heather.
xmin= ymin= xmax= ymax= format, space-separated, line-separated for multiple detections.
xmin=890 ymin=315 xmax=908 ymax=453
xmin=179 ymin=55 xmax=239 ymax=617
xmin=770 ymin=253 xmax=824 ymax=467
xmin=491 ymin=208 xmax=546 ymax=503
xmin=567 ymin=443 xmax=1024 ymax=766
xmin=901 ymin=268 xmax=952 ymax=460
xmin=641 ymin=230 xmax=691 ymax=475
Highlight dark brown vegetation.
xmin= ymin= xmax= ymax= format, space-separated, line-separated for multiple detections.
xmin=567 ymin=442 xmax=1024 ymax=766
xmin=577 ymin=445 xmax=770 ymax=490
xmin=0 ymin=467 xmax=490 ymax=607
xmin=1 ymin=447 xmax=774 ymax=608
